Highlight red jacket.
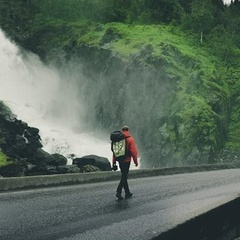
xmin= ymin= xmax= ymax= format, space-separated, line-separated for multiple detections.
xmin=112 ymin=130 xmax=138 ymax=165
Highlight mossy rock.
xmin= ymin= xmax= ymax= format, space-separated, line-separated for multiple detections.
xmin=101 ymin=27 xmax=124 ymax=45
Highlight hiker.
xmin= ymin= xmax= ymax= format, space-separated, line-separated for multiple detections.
xmin=112 ymin=125 xmax=138 ymax=200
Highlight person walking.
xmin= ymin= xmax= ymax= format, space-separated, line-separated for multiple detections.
xmin=112 ymin=125 xmax=138 ymax=200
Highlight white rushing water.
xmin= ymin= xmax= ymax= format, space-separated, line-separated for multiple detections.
xmin=0 ymin=29 xmax=111 ymax=164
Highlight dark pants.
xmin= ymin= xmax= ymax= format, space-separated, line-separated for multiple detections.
xmin=117 ymin=161 xmax=131 ymax=194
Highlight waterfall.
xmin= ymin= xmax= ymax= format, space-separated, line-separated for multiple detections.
xmin=0 ymin=29 xmax=111 ymax=164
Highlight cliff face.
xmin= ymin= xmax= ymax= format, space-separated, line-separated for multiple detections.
xmin=73 ymin=45 xmax=177 ymax=167
xmin=57 ymin=43 xmax=229 ymax=168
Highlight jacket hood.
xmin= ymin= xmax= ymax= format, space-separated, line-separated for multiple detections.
xmin=122 ymin=130 xmax=131 ymax=138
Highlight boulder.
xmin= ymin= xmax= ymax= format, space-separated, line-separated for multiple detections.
xmin=0 ymin=101 xmax=43 ymax=162
xmin=0 ymin=162 xmax=25 ymax=177
xmin=31 ymin=148 xmax=54 ymax=167
xmin=26 ymin=164 xmax=58 ymax=176
xmin=81 ymin=164 xmax=101 ymax=172
xmin=73 ymin=155 xmax=111 ymax=171
xmin=51 ymin=153 xmax=67 ymax=166
xmin=0 ymin=101 xmax=111 ymax=176
xmin=0 ymin=100 xmax=16 ymax=122
xmin=10 ymin=119 xmax=28 ymax=135
xmin=25 ymin=164 xmax=43 ymax=176
xmin=12 ymin=134 xmax=28 ymax=156
xmin=57 ymin=165 xmax=81 ymax=174
xmin=45 ymin=165 xmax=58 ymax=175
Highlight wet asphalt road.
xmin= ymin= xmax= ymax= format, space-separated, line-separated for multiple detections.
xmin=1 ymin=169 xmax=240 ymax=240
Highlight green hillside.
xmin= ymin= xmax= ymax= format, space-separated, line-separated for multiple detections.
xmin=0 ymin=0 xmax=240 ymax=167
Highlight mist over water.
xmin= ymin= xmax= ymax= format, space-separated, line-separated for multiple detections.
xmin=0 ymin=29 xmax=111 ymax=163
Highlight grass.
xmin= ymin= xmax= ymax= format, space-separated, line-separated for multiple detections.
xmin=0 ymin=151 xmax=7 ymax=167
xmin=73 ymin=22 xmax=217 ymax=71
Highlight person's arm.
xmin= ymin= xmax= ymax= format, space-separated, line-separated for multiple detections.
xmin=112 ymin=155 xmax=116 ymax=165
xmin=129 ymin=138 xmax=138 ymax=166
xmin=111 ymin=155 xmax=118 ymax=170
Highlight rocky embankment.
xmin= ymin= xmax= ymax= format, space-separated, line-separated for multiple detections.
xmin=0 ymin=101 xmax=111 ymax=177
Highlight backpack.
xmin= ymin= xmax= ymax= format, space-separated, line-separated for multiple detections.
xmin=110 ymin=130 xmax=127 ymax=161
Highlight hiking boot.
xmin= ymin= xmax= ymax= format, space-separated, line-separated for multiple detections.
xmin=125 ymin=193 xmax=133 ymax=199
xmin=116 ymin=193 xmax=123 ymax=200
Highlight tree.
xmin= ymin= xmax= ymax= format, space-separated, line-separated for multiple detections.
xmin=183 ymin=0 xmax=216 ymax=43
xmin=100 ymin=0 xmax=131 ymax=22
xmin=0 ymin=0 xmax=38 ymax=41
xmin=126 ymin=0 xmax=149 ymax=24
xmin=146 ymin=0 xmax=184 ymax=24
xmin=178 ymin=0 xmax=192 ymax=13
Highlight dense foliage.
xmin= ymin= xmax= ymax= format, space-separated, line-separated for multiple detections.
xmin=0 ymin=0 xmax=240 ymax=167
xmin=1 ymin=0 xmax=240 ymax=41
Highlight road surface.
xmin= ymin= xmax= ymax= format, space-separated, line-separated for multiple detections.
xmin=1 ymin=169 xmax=240 ymax=240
